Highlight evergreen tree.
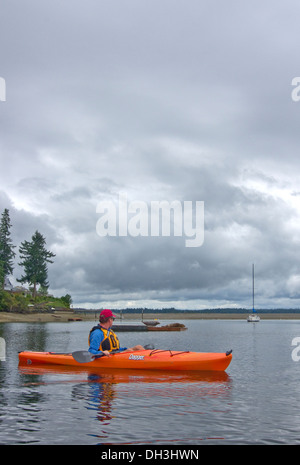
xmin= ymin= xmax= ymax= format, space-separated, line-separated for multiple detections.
xmin=0 ymin=209 xmax=16 ymax=288
xmin=0 ymin=260 xmax=4 ymax=289
xmin=18 ymin=230 xmax=56 ymax=298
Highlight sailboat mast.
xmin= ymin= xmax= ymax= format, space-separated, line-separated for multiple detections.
xmin=247 ymin=263 xmax=260 ymax=321
xmin=252 ymin=263 xmax=255 ymax=313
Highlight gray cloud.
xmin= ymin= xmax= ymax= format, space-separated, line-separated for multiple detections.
xmin=1 ymin=0 xmax=300 ymax=309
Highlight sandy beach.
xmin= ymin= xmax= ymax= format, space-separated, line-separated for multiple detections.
xmin=1 ymin=311 xmax=300 ymax=323
xmin=0 ymin=311 xmax=97 ymax=323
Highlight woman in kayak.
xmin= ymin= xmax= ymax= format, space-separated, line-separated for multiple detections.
xmin=88 ymin=309 xmax=144 ymax=356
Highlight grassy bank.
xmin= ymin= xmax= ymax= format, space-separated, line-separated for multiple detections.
xmin=0 ymin=289 xmax=73 ymax=320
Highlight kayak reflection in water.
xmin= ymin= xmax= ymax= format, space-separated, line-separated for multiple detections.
xmin=88 ymin=309 xmax=144 ymax=356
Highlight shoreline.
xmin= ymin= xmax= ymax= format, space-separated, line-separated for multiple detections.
xmin=1 ymin=311 xmax=300 ymax=323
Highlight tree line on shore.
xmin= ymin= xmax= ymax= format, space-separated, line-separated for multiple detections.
xmin=0 ymin=208 xmax=72 ymax=311
xmin=76 ymin=307 xmax=300 ymax=315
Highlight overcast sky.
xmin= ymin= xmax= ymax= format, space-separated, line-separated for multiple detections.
xmin=1 ymin=0 xmax=300 ymax=310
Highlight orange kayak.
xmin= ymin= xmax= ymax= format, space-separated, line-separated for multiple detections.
xmin=19 ymin=349 xmax=232 ymax=372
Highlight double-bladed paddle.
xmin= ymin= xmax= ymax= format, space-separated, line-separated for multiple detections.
xmin=72 ymin=350 xmax=104 ymax=363
xmin=72 ymin=344 xmax=155 ymax=363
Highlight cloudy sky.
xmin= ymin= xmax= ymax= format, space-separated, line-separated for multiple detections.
xmin=1 ymin=0 xmax=300 ymax=310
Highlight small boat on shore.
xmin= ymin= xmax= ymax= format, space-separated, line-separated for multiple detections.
xmin=142 ymin=320 xmax=160 ymax=326
xmin=110 ymin=322 xmax=187 ymax=331
xmin=147 ymin=323 xmax=187 ymax=331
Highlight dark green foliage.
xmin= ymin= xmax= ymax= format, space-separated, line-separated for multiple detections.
xmin=0 ymin=209 xmax=16 ymax=287
xmin=18 ymin=230 xmax=56 ymax=298
xmin=60 ymin=294 xmax=72 ymax=307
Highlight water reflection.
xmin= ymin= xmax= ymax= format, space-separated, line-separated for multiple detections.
xmin=83 ymin=374 xmax=116 ymax=424
xmin=18 ymin=363 xmax=232 ymax=442
xmin=19 ymin=363 xmax=231 ymax=385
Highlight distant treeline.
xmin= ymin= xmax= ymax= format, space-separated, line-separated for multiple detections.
xmin=74 ymin=307 xmax=300 ymax=314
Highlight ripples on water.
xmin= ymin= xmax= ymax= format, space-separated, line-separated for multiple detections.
xmin=1 ymin=319 xmax=300 ymax=444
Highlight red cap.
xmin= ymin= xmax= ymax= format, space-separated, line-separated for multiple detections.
xmin=100 ymin=309 xmax=116 ymax=319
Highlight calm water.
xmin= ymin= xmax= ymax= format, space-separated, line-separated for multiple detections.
xmin=1 ymin=318 xmax=300 ymax=445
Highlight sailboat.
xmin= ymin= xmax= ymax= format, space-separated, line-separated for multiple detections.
xmin=247 ymin=264 xmax=260 ymax=322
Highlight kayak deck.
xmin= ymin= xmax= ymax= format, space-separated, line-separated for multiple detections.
xmin=19 ymin=349 xmax=232 ymax=372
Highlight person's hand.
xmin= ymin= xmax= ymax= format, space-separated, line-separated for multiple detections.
xmin=102 ymin=350 xmax=110 ymax=356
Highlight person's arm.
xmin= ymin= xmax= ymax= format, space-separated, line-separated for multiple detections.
xmin=88 ymin=329 xmax=105 ymax=355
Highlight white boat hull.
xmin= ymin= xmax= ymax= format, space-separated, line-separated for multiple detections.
xmin=247 ymin=314 xmax=260 ymax=322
